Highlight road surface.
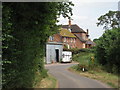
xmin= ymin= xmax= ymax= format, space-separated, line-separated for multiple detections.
xmin=45 ymin=63 xmax=112 ymax=88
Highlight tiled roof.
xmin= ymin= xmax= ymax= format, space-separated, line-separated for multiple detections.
xmin=60 ymin=28 xmax=76 ymax=38
xmin=62 ymin=24 xmax=86 ymax=33
xmin=86 ymin=40 xmax=96 ymax=45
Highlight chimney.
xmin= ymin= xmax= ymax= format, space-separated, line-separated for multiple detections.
xmin=69 ymin=19 xmax=71 ymax=26
xmin=86 ymin=29 xmax=89 ymax=38
xmin=87 ymin=29 xmax=89 ymax=35
xmin=68 ymin=19 xmax=72 ymax=32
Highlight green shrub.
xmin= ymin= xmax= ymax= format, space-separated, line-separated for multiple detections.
xmin=95 ymin=28 xmax=120 ymax=74
xmin=41 ymin=69 xmax=48 ymax=78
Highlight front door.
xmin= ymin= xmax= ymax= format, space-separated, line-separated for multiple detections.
xmin=55 ymin=49 xmax=59 ymax=62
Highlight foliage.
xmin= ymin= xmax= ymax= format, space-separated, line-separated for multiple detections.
xmin=72 ymin=52 xmax=98 ymax=71
xmin=97 ymin=11 xmax=120 ymax=30
xmin=95 ymin=28 xmax=120 ymax=74
xmin=96 ymin=10 xmax=120 ymax=74
xmin=70 ymin=65 xmax=119 ymax=88
xmin=69 ymin=48 xmax=95 ymax=55
xmin=2 ymin=2 xmax=73 ymax=88
xmin=93 ymin=38 xmax=99 ymax=44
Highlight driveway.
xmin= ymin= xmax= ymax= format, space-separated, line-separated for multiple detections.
xmin=45 ymin=63 xmax=111 ymax=88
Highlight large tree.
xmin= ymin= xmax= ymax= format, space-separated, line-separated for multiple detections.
xmin=2 ymin=2 xmax=74 ymax=88
xmin=97 ymin=11 xmax=120 ymax=30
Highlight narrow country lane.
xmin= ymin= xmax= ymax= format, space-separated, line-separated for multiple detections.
xmin=45 ymin=63 xmax=112 ymax=88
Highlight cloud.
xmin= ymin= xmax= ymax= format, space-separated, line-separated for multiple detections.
xmin=72 ymin=15 xmax=88 ymax=20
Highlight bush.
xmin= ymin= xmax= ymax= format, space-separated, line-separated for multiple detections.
xmin=68 ymin=48 xmax=95 ymax=55
xmin=95 ymin=28 xmax=120 ymax=74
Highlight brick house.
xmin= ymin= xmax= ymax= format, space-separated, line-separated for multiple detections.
xmin=62 ymin=24 xmax=89 ymax=48
xmin=48 ymin=28 xmax=77 ymax=49
xmin=48 ymin=20 xmax=95 ymax=49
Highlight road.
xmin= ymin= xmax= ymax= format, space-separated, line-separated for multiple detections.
xmin=45 ymin=63 xmax=111 ymax=88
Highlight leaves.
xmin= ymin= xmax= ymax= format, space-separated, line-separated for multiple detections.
xmin=95 ymin=28 xmax=120 ymax=74
xmin=97 ymin=11 xmax=120 ymax=30
xmin=2 ymin=2 xmax=74 ymax=88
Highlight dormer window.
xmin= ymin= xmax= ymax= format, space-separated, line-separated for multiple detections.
xmin=49 ymin=36 xmax=54 ymax=41
xmin=68 ymin=28 xmax=71 ymax=32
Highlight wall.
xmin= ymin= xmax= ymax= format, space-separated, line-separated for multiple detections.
xmin=75 ymin=37 xmax=84 ymax=48
xmin=46 ymin=43 xmax=63 ymax=64
xmin=62 ymin=37 xmax=76 ymax=49
xmin=73 ymin=32 xmax=88 ymax=41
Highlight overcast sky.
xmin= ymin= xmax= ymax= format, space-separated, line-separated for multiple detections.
xmin=57 ymin=0 xmax=119 ymax=40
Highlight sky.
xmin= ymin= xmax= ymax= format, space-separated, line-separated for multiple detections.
xmin=57 ymin=0 xmax=119 ymax=40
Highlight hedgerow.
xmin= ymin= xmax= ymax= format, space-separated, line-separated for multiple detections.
xmin=2 ymin=2 xmax=73 ymax=88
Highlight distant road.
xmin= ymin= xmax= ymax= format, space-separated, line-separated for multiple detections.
xmin=45 ymin=63 xmax=111 ymax=88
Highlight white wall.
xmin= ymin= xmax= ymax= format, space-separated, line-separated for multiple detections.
xmin=46 ymin=44 xmax=63 ymax=64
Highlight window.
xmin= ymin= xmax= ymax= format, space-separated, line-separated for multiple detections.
xmin=83 ymin=44 xmax=85 ymax=48
xmin=62 ymin=54 xmax=65 ymax=58
xmin=66 ymin=37 xmax=68 ymax=42
xmin=67 ymin=44 xmax=70 ymax=49
xmin=74 ymin=38 xmax=76 ymax=43
xmin=49 ymin=36 xmax=54 ymax=41
xmin=64 ymin=37 xmax=66 ymax=42
xmin=71 ymin=38 xmax=73 ymax=42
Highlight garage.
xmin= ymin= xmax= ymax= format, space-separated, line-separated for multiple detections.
xmin=46 ymin=42 xmax=63 ymax=64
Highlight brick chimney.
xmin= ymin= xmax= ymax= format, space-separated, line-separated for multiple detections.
xmin=68 ymin=19 xmax=71 ymax=32
xmin=69 ymin=19 xmax=71 ymax=26
xmin=86 ymin=29 xmax=89 ymax=35
xmin=86 ymin=29 xmax=89 ymax=37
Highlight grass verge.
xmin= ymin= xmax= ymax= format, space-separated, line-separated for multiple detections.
xmin=69 ymin=65 xmax=119 ymax=88
xmin=34 ymin=74 xmax=58 ymax=88
xmin=71 ymin=52 xmax=119 ymax=88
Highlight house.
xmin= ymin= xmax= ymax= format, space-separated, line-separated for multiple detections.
xmin=62 ymin=20 xmax=95 ymax=49
xmin=48 ymin=20 xmax=95 ymax=49
xmin=46 ymin=20 xmax=95 ymax=63
xmin=48 ymin=28 xmax=77 ymax=49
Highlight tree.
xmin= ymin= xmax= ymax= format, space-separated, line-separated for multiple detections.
xmin=97 ymin=11 xmax=120 ymax=30
xmin=95 ymin=10 xmax=120 ymax=74
xmin=93 ymin=38 xmax=99 ymax=44
xmin=95 ymin=28 xmax=120 ymax=73
xmin=2 ymin=2 xmax=74 ymax=88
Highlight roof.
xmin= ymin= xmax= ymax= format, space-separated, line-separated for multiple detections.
xmin=74 ymin=34 xmax=86 ymax=42
xmin=60 ymin=28 xmax=76 ymax=38
xmin=62 ymin=24 xmax=86 ymax=33
xmin=86 ymin=40 xmax=95 ymax=45
xmin=47 ymin=42 xmax=63 ymax=45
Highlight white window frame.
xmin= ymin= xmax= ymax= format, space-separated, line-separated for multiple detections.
xmin=74 ymin=38 xmax=76 ymax=43
xmin=64 ymin=37 xmax=66 ymax=42
xmin=83 ymin=43 xmax=85 ymax=48
xmin=49 ymin=36 xmax=54 ymax=41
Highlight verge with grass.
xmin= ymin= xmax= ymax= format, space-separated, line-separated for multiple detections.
xmin=70 ymin=52 xmax=119 ymax=88
xmin=34 ymin=74 xmax=58 ymax=88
